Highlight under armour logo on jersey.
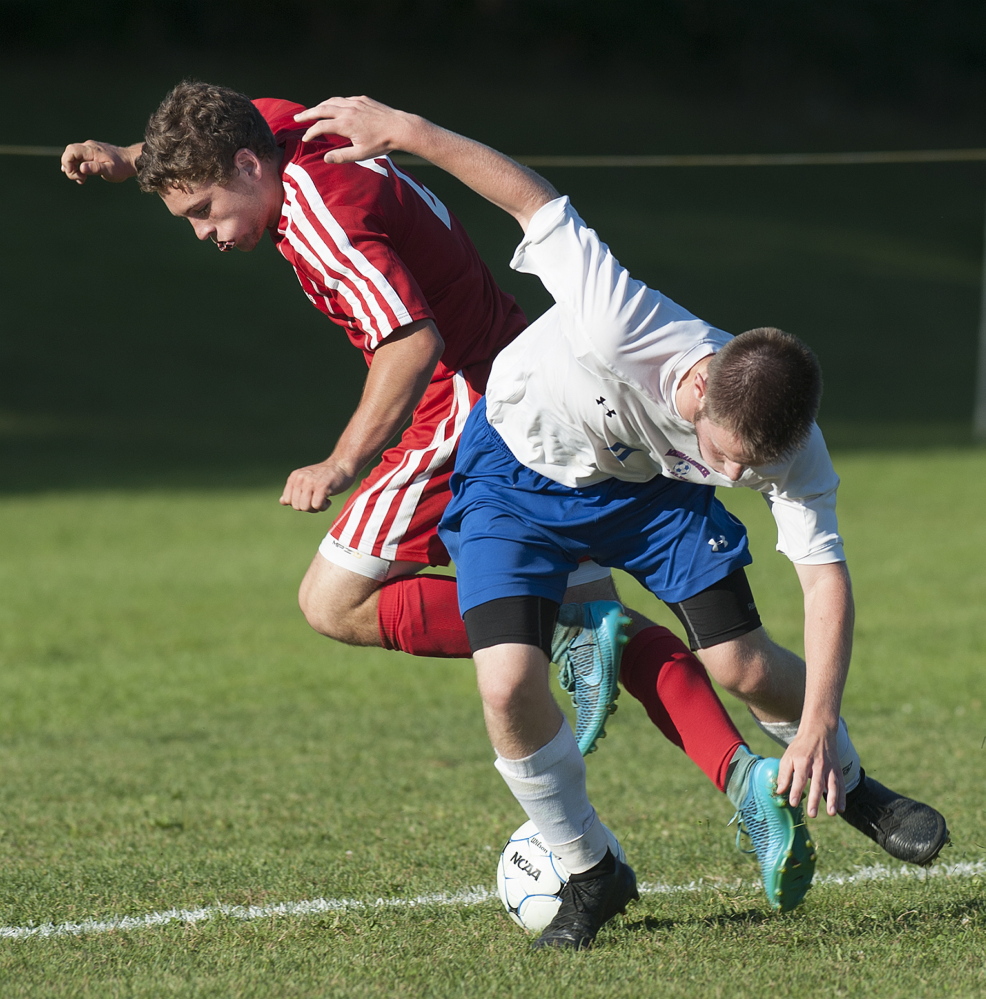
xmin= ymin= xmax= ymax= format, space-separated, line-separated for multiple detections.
xmin=595 ymin=397 xmax=616 ymax=418
xmin=708 ymin=535 xmax=729 ymax=552
xmin=606 ymin=441 xmax=642 ymax=463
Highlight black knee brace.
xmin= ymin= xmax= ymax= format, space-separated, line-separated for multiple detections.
xmin=463 ymin=595 xmax=560 ymax=657
xmin=664 ymin=567 xmax=763 ymax=650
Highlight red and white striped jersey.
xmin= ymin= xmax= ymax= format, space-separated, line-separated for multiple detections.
xmin=256 ymin=99 xmax=527 ymax=375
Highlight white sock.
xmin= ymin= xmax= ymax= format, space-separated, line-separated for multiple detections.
xmin=835 ymin=718 xmax=862 ymax=791
xmin=494 ymin=723 xmax=610 ymax=873
xmin=752 ymin=715 xmax=861 ymax=793
xmin=753 ymin=717 xmax=799 ymax=747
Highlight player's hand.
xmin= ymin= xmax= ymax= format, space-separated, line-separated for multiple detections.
xmin=279 ymin=460 xmax=357 ymax=513
xmin=294 ymin=96 xmax=413 ymax=165
xmin=60 ymin=140 xmax=137 ymax=184
xmin=774 ymin=724 xmax=844 ymax=819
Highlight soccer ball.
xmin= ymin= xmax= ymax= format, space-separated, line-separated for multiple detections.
xmin=495 ymin=819 xmax=626 ymax=933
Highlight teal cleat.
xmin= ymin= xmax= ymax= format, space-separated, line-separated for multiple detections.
xmin=731 ymin=757 xmax=816 ymax=912
xmin=551 ymin=601 xmax=630 ymax=756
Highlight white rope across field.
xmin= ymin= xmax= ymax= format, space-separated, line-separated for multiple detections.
xmin=2 ymin=858 xmax=983 ymax=941
xmin=408 ymin=149 xmax=986 ymax=168
xmin=1 ymin=145 xmax=70 ymax=156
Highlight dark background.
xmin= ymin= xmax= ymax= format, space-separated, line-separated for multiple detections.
xmin=2 ymin=0 xmax=984 ymax=492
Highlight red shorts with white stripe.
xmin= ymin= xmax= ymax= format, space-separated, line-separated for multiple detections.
xmin=327 ymin=360 xmax=489 ymax=565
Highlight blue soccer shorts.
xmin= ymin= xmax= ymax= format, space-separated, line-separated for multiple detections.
xmin=438 ymin=399 xmax=752 ymax=616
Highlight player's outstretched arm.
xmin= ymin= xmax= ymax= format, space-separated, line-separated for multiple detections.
xmin=295 ymin=96 xmax=557 ymax=230
xmin=775 ymin=560 xmax=854 ymax=818
xmin=60 ymin=140 xmax=143 ymax=184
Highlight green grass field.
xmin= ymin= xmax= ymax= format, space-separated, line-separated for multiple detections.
xmin=2 ymin=53 xmax=985 ymax=997
xmin=1 ymin=450 xmax=984 ymax=998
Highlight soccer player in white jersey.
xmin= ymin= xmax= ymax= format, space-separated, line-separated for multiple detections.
xmin=293 ymin=95 xmax=950 ymax=949
xmin=60 ymin=85 xmax=831 ymax=922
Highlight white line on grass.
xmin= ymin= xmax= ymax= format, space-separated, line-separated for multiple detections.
xmin=3 ymin=860 xmax=983 ymax=941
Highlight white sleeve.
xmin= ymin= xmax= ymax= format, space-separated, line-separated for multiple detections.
xmin=511 ymin=198 xmax=714 ymax=398
xmin=757 ymin=425 xmax=845 ymax=564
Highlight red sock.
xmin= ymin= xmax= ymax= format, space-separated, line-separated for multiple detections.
xmin=377 ymin=574 xmax=472 ymax=658
xmin=620 ymin=626 xmax=744 ymax=792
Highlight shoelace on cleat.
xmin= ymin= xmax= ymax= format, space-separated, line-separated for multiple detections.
xmin=557 ymin=645 xmax=591 ymax=700
xmin=728 ymin=809 xmax=771 ymax=858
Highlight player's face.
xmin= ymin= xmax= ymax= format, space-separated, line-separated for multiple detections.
xmin=160 ymin=151 xmax=282 ymax=253
xmin=694 ymin=416 xmax=753 ymax=481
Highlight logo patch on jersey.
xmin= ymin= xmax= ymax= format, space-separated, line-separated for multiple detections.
xmin=670 ymin=460 xmax=692 ymax=480
xmin=606 ymin=441 xmax=642 ymax=463
xmin=708 ymin=535 xmax=729 ymax=552
xmin=666 ymin=447 xmax=711 ymax=479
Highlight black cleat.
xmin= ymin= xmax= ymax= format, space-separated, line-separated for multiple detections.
xmin=841 ymin=769 xmax=950 ymax=866
xmin=532 ymin=853 xmax=639 ymax=951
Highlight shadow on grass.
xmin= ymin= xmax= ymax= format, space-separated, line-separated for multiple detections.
xmin=626 ymin=893 xmax=986 ymax=942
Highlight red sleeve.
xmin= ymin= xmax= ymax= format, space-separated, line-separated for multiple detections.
xmin=260 ymin=98 xmax=526 ymax=369
xmin=278 ymin=153 xmax=434 ymax=352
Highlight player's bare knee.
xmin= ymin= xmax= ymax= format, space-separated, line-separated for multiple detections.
xmin=699 ymin=637 xmax=774 ymax=701
xmin=297 ymin=552 xmax=386 ymax=644
xmin=298 ymin=585 xmax=342 ymax=638
xmin=711 ymin=661 xmax=772 ymax=703
xmin=296 ymin=573 xmax=361 ymax=643
xmin=474 ymin=645 xmax=549 ymax=718
xmin=478 ymin=674 xmax=535 ymax=719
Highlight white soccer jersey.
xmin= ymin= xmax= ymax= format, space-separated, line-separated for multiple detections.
xmin=484 ymin=197 xmax=844 ymax=565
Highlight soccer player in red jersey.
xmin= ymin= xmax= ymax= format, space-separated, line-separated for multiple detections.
xmin=62 ymin=82 xmax=529 ymax=661
xmin=62 ymin=83 xmax=824 ymax=920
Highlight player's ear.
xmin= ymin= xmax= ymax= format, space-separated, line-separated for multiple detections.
xmin=692 ymin=370 xmax=708 ymax=403
xmin=233 ymin=148 xmax=262 ymax=178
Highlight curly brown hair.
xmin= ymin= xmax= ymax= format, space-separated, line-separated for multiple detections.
xmin=704 ymin=327 xmax=822 ymax=465
xmin=137 ymin=80 xmax=279 ymax=193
